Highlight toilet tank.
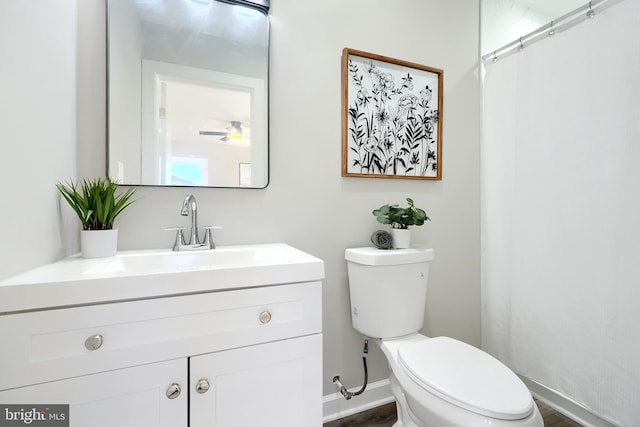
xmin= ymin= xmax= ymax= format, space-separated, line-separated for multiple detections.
xmin=345 ymin=246 xmax=434 ymax=339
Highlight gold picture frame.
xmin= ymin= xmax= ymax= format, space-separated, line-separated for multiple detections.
xmin=342 ymin=48 xmax=443 ymax=180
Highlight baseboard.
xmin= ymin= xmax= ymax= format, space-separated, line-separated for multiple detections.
xmin=520 ymin=376 xmax=621 ymax=427
xmin=322 ymin=378 xmax=395 ymax=423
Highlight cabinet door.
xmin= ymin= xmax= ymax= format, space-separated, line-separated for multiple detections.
xmin=0 ymin=359 xmax=187 ymax=427
xmin=190 ymin=334 xmax=322 ymax=427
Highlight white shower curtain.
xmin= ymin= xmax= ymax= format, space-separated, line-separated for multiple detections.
xmin=482 ymin=2 xmax=640 ymax=426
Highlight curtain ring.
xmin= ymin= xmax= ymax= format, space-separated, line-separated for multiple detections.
xmin=548 ymin=21 xmax=555 ymax=36
xmin=587 ymin=1 xmax=595 ymax=18
xmin=493 ymin=51 xmax=498 ymax=62
xmin=518 ymin=37 xmax=525 ymax=51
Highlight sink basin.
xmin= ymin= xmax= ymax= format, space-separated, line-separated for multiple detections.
xmin=124 ymin=247 xmax=263 ymax=270
xmin=86 ymin=246 xmax=269 ymax=275
xmin=0 ymin=243 xmax=325 ymax=314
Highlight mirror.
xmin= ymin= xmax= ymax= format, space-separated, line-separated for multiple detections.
xmin=107 ymin=0 xmax=269 ymax=188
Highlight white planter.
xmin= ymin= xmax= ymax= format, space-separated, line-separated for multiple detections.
xmin=391 ymin=228 xmax=411 ymax=249
xmin=81 ymin=229 xmax=118 ymax=258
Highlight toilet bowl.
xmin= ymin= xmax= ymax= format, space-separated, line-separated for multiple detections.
xmin=345 ymin=246 xmax=543 ymax=427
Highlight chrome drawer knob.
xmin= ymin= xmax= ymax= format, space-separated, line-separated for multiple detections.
xmin=196 ymin=378 xmax=210 ymax=394
xmin=259 ymin=310 xmax=272 ymax=324
xmin=166 ymin=383 xmax=182 ymax=399
xmin=84 ymin=334 xmax=103 ymax=351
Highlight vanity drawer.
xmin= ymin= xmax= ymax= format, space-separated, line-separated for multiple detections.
xmin=0 ymin=281 xmax=321 ymax=391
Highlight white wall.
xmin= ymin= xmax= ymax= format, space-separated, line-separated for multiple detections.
xmin=1 ymin=0 xmax=480 ymax=398
xmin=0 ymin=1 xmax=78 ymax=274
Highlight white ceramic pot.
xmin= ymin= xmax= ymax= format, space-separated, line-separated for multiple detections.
xmin=81 ymin=229 xmax=118 ymax=258
xmin=391 ymin=228 xmax=411 ymax=249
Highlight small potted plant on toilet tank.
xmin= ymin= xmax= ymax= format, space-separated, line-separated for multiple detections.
xmin=372 ymin=197 xmax=429 ymax=249
xmin=56 ymin=177 xmax=136 ymax=258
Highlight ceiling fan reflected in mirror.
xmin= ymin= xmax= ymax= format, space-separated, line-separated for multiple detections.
xmin=199 ymin=121 xmax=244 ymax=142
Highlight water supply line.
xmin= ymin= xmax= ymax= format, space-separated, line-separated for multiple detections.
xmin=332 ymin=338 xmax=369 ymax=400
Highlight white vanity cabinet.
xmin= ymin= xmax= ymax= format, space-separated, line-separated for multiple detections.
xmin=0 ymin=359 xmax=187 ymax=427
xmin=0 ymin=244 xmax=324 ymax=427
xmin=0 ymin=335 xmax=321 ymax=427
xmin=190 ymin=334 xmax=322 ymax=427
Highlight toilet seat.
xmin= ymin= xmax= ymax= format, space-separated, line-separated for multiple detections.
xmin=397 ymin=336 xmax=534 ymax=420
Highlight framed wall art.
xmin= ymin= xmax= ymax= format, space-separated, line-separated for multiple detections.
xmin=342 ymin=48 xmax=443 ymax=180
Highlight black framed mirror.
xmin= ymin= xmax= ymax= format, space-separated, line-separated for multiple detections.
xmin=107 ymin=0 xmax=269 ymax=188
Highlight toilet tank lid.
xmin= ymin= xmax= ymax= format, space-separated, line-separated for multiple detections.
xmin=345 ymin=245 xmax=434 ymax=265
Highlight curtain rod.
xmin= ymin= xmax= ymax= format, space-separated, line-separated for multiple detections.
xmin=482 ymin=0 xmax=617 ymax=62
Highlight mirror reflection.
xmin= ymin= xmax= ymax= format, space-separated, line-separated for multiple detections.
xmin=107 ymin=0 xmax=269 ymax=188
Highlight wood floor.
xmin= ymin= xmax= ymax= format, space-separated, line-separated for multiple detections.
xmin=323 ymin=402 xmax=397 ymax=427
xmin=324 ymin=399 xmax=583 ymax=427
xmin=537 ymin=399 xmax=584 ymax=427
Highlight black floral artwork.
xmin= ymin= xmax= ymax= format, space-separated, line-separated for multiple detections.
xmin=342 ymin=49 xmax=442 ymax=180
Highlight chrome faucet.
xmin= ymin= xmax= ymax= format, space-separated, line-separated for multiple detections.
xmin=181 ymin=194 xmax=200 ymax=245
xmin=165 ymin=194 xmax=219 ymax=251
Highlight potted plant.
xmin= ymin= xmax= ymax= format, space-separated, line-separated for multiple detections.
xmin=372 ymin=197 xmax=430 ymax=248
xmin=56 ymin=177 xmax=136 ymax=258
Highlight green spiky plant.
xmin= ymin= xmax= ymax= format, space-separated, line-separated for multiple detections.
xmin=56 ymin=178 xmax=136 ymax=230
xmin=372 ymin=197 xmax=430 ymax=229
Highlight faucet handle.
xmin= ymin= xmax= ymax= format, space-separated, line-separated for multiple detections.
xmin=202 ymin=226 xmax=222 ymax=249
xmin=165 ymin=226 xmax=186 ymax=251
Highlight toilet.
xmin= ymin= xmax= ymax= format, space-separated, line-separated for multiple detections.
xmin=345 ymin=246 xmax=543 ymax=427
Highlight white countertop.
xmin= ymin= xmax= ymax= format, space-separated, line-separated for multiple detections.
xmin=0 ymin=243 xmax=324 ymax=314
